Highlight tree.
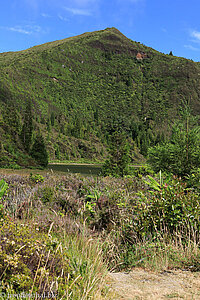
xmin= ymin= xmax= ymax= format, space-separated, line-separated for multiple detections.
xmin=2 ymin=104 xmax=21 ymax=143
xmin=55 ymin=144 xmax=60 ymax=160
xmin=21 ymin=99 xmax=33 ymax=153
xmin=148 ymin=99 xmax=200 ymax=177
xmin=102 ymin=131 xmax=130 ymax=177
xmin=50 ymin=112 xmax=55 ymax=127
xmin=47 ymin=117 xmax=51 ymax=133
xmin=30 ymin=133 xmax=48 ymax=167
xmin=148 ymin=123 xmax=200 ymax=176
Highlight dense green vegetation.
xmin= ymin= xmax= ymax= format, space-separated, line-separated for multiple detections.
xmin=1 ymin=27 xmax=200 ymax=167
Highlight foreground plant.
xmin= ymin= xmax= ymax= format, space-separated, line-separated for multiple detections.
xmin=0 ymin=216 xmax=108 ymax=299
xmin=139 ymin=175 xmax=200 ymax=237
xmin=1 ymin=171 xmax=199 ymax=289
xmin=0 ymin=179 xmax=8 ymax=200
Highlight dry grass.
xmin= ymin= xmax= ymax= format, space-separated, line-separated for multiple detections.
xmin=108 ymin=268 xmax=200 ymax=299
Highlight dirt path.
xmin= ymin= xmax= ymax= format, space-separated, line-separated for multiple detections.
xmin=107 ymin=268 xmax=200 ymax=299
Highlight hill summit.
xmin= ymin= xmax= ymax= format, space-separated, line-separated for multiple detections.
xmin=0 ymin=27 xmax=200 ymax=167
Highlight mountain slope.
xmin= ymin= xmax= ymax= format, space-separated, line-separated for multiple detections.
xmin=0 ymin=27 xmax=200 ymax=167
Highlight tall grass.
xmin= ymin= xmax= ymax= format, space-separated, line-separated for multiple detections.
xmin=61 ymin=234 xmax=108 ymax=299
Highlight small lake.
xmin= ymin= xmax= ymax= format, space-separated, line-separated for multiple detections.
xmin=48 ymin=164 xmax=102 ymax=176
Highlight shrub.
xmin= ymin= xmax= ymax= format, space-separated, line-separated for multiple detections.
xmin=0 ymin=218 xmax=71 ymax=296
xmin=0 ymin=217 xmax=107 ymax=298
xmin=38 ymin=186 xmax=54 ymax=204
xmin=139 ymin=175 xmax=200 ymax=237
xmin=29 ymin=173 xmax=45 ymax=184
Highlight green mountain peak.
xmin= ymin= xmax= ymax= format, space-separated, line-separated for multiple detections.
xmin=0 ymin=28 xmax=200 ymax=167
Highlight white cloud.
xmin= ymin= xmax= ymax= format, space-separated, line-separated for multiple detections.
xmin=1 ymin=26 xmax=31 ymax=35
xmin=71 ymin=0 xmax=98 ymax=6
xmin=41 ymin=13 xmax=51 ymax=18
xmin=58 ymin=14 xmax=69 ymax=21
xmin=9 ymin=27 xmax=31 ymax=35
xmin=190 ymin=30 xmax=200 ymax=41
xmin=64 ymin=7 xmax=92 ymax=16
xmin=0 ymin=25 xmax=42 ymax=35
xmin=184 ymin=44 xmax=199 ymax=51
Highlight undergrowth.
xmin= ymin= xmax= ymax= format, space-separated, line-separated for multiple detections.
xmin=0 ymin=171 xmax=199 ymax=298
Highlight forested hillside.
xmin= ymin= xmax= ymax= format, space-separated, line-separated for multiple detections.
xmin=1 ymin=27 xmax=200 ymax=167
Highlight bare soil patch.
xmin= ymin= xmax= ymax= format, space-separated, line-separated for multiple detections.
xmin=107 ymin=268 xmax=200 ymax=299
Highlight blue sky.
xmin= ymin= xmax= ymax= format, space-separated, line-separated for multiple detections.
xmin=1 ymin=0 xmax=200 ymax=61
